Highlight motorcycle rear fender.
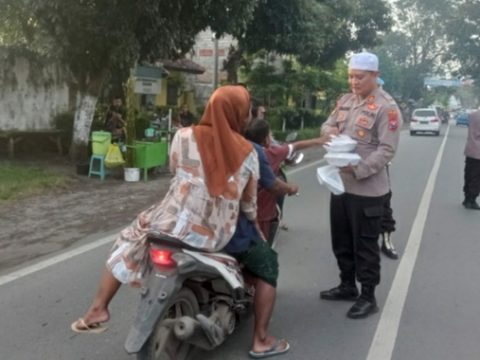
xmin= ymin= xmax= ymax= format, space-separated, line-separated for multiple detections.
xmin=124 ymin=272 xmax=183 ymax=354
xmin=124 ymin=258 xmax=230 ymax=354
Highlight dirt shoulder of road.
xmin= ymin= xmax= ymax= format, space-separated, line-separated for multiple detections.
xmin=0 ymin=147 xmax=325 ymax=272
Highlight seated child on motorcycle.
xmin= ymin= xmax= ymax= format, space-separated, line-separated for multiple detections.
xmin=245 ymin=118 xmax=331 ymax=240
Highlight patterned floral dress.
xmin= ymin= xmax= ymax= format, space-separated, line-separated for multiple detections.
xmin=107 ymin=127 xmax=259 ymax=285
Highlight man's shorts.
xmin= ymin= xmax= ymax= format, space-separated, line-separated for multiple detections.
xmin=234 ymin=240 xmax=279 ymax=288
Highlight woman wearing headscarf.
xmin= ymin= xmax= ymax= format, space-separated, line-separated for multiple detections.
xmin=71 ymin=85 xmax=259 ymax=333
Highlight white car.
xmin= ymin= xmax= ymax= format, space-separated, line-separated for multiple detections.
xmin=410 ymin=108 xmax=441 ymax=136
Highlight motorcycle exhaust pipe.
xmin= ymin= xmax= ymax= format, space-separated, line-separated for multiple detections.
xmin=173 ymin=304 xmax=235 ymax=350
xmin=174 ymin=316 xmax=197 ymax=340
xmin=174 ymin=316 xmax=215 ymax=350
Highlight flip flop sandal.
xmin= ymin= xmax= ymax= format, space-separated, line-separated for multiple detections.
xmin=249 ymin=339 xmax=290 ymax=359
xmin=70 ymin=318 xmax=108 ymax=334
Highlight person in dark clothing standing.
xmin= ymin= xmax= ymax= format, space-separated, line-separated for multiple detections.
xmin=380 ymin=164 xmax=399 ymax=259
xmin=377 ymin=78 xmax=399 ymax=259
xmin=463 ymin=110 xmax=480 ymax=210
xmin=381 ymin=190 xmax=399 ymax=259
xmin=178 ymin=104 xmax=195 ymax=127
xmin=105 ymin=97 xmax=126 ymax=143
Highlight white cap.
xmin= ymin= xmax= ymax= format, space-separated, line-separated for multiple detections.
xmin=348 ymin=52 xmax=379 ymax=71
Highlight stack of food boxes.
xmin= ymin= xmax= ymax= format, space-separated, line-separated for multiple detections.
xmin=317 ymin=135 xmax=360 ymax=195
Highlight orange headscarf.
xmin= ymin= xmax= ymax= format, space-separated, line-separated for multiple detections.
xmin=193 ymin=85 xmax=253 ymax=196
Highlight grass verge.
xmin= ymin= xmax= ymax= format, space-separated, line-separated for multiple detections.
xmin=0 ymin=164 xmax=69 ymax=202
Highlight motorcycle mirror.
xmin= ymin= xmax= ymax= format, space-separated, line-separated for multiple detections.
xmin=285 ymin=131 xmax=298 ymax=142
xmin=291 ymin=152 xmax=304 ymax=165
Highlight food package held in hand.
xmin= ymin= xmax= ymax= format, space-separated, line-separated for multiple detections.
xmin=323 ymin=134 xmax=357 ymax=153
xmin=324 ymin=152 xmax=361 ymax=167
xmin=316 ymin=165 xmax=345 ymax=195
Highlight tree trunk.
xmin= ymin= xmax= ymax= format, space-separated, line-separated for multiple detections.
xmin=70 ymin=92 xmax=98 ymax=163
xmin=223 ymin=45 xmax=244 ymax=84
xmin=69 ymin=70 xmax=108 ymax=163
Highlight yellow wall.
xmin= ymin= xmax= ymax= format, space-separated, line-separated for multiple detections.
xmin=153 ymin=72 xmax=197 ymax=114
xmin=155 ymin=79 xmax=168 ymax=106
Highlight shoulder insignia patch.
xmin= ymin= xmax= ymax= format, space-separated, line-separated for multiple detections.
xmin=388 ymin=109 xmax=399 ymax=131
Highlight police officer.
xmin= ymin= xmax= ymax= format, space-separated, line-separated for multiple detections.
xmin=320 ymin=52 xmax=402 ymax=319
xmin=378 ymin=77 xmax=399 ymax=260
xmin=463 ymin=110 xmax=480 ymax=210
xmin=381 ymin=171 xmax=399 ymax=259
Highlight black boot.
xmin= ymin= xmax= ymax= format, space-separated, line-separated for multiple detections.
xmin=381 ymin=232 xmax=399 ymax=260
xmin=320 ymin=282 xmax=359 ymax=301
xmin=347 ymin=285 xmax=379 ymax=319
xmin=463 ymin=199 xmax=480 ymax=210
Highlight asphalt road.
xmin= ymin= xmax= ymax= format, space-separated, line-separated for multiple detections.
xmin=1 ymin=122 xmax=479 ymax=360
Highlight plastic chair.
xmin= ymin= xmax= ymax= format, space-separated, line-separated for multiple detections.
xmin=88 ymin=154 xmax=106 ymax=180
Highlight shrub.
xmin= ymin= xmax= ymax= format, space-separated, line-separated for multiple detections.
xmin=267 ymin=107 xmax=328 ymax=131
xmin=296 ymin=127 xmax=321 ymax=140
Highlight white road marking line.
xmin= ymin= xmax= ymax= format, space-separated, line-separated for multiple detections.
xmin=366 ymin=125 xmax=451 ymax=360
xmin=0 ymin=235 xmax=116 ymax=287
xmin=287 ymin=158 xmax=326 ymax=175
xmin=0 ymin=158 xmax=325 ymax=286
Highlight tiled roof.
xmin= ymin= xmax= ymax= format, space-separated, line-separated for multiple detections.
xmin=161 ymin=59 xmax=206 ymax=74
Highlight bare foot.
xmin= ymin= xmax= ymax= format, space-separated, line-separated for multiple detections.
xmin=79 ymin=307 xmax=110 ymax=328
xmin=252 ymin=335 xmax=289 ymax=354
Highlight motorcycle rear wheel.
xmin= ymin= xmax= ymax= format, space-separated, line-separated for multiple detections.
xmin=137 ymin=288 xmax=199 ymax=360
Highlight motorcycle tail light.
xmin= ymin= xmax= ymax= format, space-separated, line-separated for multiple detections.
xmin=150 ymin=248 xmax=177 ymax=267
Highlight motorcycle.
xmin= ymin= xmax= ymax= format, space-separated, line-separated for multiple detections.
xmin=124 ymin=235 xmax=254 ymax=360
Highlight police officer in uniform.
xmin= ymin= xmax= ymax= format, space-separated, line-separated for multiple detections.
xmin=463 ymin=109 xmax=480 ymax=210
xmin=320 ymin=52 xmax=402 ymax=319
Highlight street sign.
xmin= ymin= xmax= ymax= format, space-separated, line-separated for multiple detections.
xmin=134 ymin=77 xmax=162 ymax=95
xmin=132 ymin=65 xmax=168 ymax=95
xmin=423 ymin=78 xmax=461 ymax=87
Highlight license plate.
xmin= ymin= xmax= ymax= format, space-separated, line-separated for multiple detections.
xmin=420 ymin=121 xmax=428 ymax=124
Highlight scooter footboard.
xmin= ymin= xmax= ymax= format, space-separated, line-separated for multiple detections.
xmin=124 ymin=274 xmax=183 ymax=354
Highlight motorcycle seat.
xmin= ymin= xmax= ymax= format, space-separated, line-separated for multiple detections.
xmin=148 ymin=234 xmax=238 ymax=262
xmin=148 ymin=234 xmax=200 ymax=252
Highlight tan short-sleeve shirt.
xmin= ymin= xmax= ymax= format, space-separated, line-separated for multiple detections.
xmin=322 ymin=88 xmax=402 ymax=197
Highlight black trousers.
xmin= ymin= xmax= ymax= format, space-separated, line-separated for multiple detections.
xmin=464 ymin=157 xmax=480 ymax=201
xmin=330 ymin=193 xmax=385 ymax=287
xmin=381 ymin=190 xmax=396 ymax=233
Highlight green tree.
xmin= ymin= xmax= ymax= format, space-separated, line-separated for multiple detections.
xmin=374 ymin=0 xmax=452 ymax=101
xmin=1 ymin=0 xmax=257 ymax=161
xmin=445 ymin=0 xmax=480 ymax=80
xmin=224 ymin=0 xmax=392 ymax=82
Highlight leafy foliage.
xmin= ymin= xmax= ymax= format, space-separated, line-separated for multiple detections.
xmin=0 ymin=0 xmax=258 ymax=161
xmin=239 ymin=0 xmax=392 ymax=67
xmin=242 ymin=56 xmax=348 ymax=125
xmin=373 ymin=0 xmax=454 ymax=101
xmin=2 ymin=0 xmax=258 ymax=94
xmin=445 ymin=0 xmax=480 ymax=80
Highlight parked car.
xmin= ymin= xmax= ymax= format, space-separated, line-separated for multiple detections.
xmin=410 ymin=108 xmax=441 ymax=136
xmin=455 ymin=112 xmax=469 ymax=126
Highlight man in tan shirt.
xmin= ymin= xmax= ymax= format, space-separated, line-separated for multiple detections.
xmin=320 ymin=52 xmax=402 ymax=319
xmin=463 ymin=110 xmax=480 ymax=210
